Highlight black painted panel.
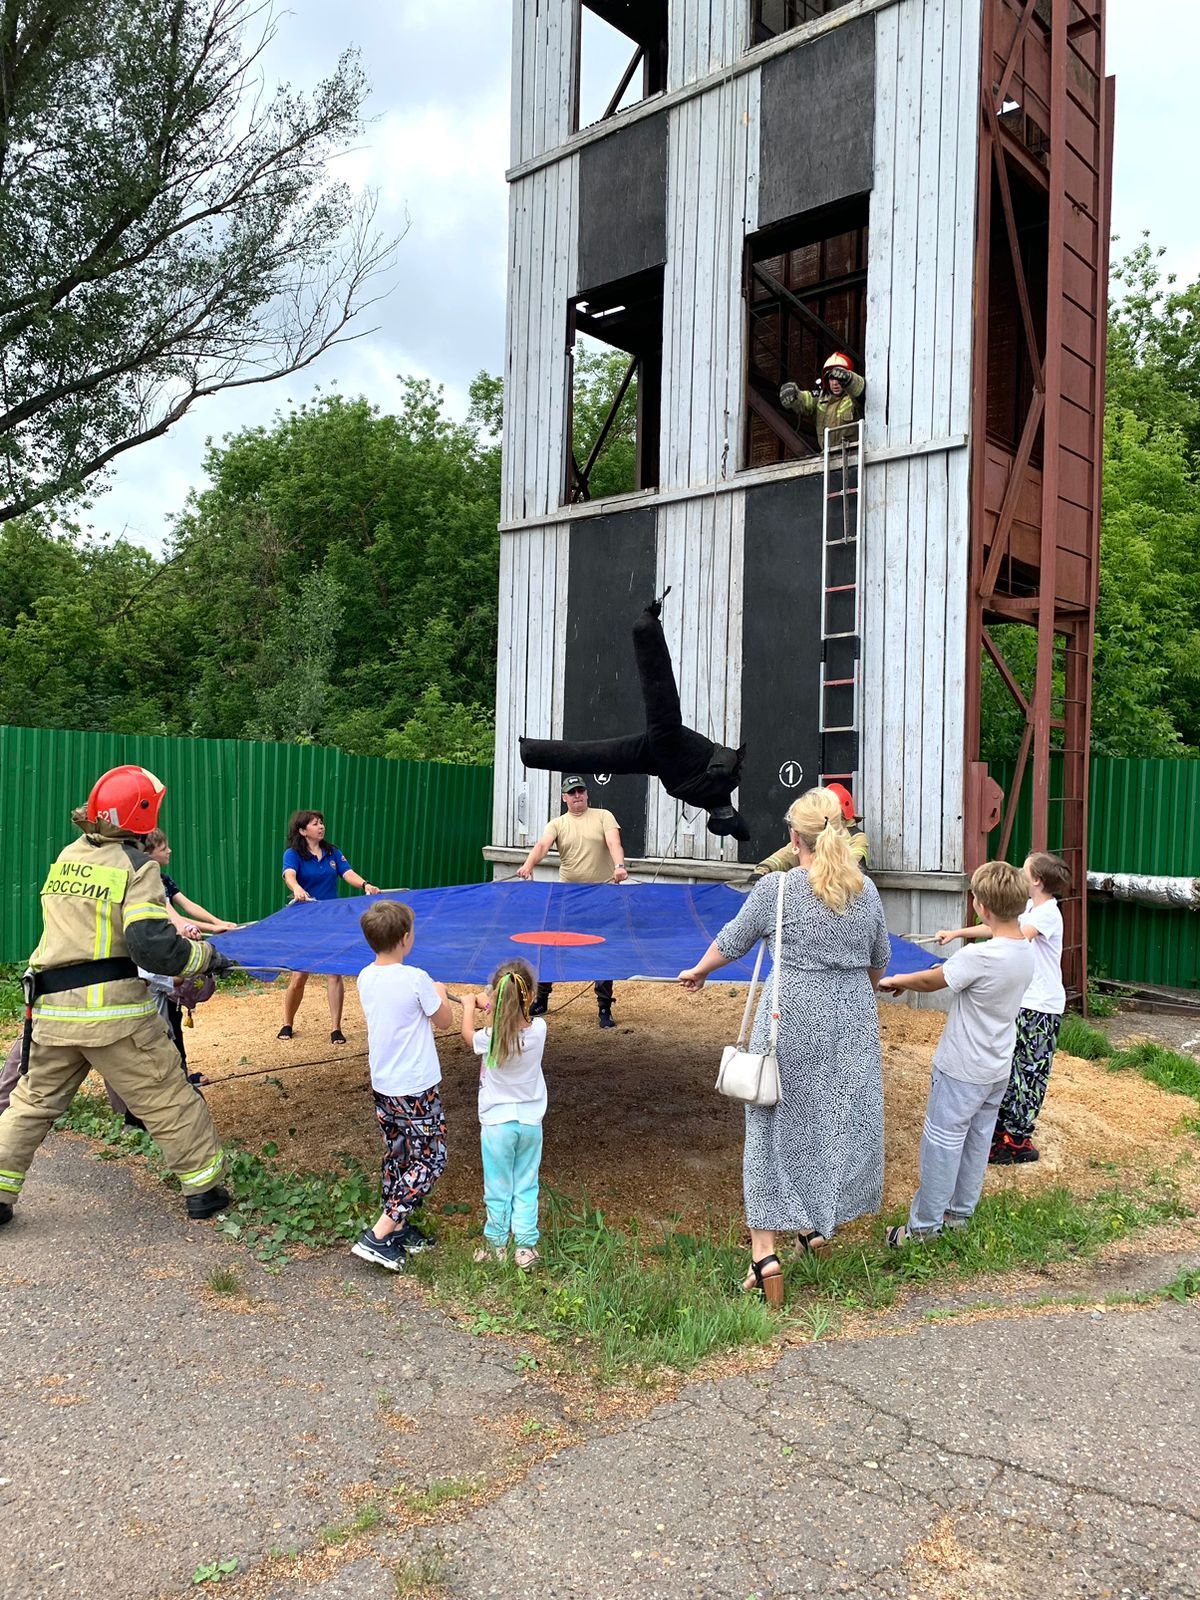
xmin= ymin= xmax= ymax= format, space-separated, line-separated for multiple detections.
xmin=738 ymin=476 xmax=826 ymax=861
xmin=561 ymin=507 xmax=659 ymax=857
xmin=578 ymin=113 xmax=668 ymax=293
xmin=757 ymin=15 xmax=876 ymax=229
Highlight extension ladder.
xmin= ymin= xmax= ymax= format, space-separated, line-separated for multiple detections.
xmin=818 ymin=419 xmax=863 ymax=792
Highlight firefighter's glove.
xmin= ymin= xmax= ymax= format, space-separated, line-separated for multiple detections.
xmin=206 ymin=949 xmax=233 ymax=977
xmin=779 ymin=381 xmax=800 ymax=409
xmin=175 ymin=971 xmax=217 ymax=1011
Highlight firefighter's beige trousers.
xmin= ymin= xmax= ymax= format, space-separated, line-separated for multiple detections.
xmin=0 ymin=1015 xmax=223 ymax=1203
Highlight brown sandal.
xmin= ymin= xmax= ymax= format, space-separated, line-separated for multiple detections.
xmin=795 ymin=1231 xmax=832 ymax=1260
xmin=746 ymin=1254 xmax=785 ymax=1308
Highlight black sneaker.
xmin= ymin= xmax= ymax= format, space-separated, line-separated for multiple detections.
xmin=350 ymin=1228 xmax=406 ymax=1272
xmin=398 ymin=1220 xmax=435 ymax=1254
xmin=990 ymin=1133 xmax=1039 ymax=1165
xmin=598 ymin=1007 xmax=616 ymax=1030
xmin=186 ymin=1185 xmax=231 ymax=1220
xmin=0 ymin=1201 xmax=13 ymax=1227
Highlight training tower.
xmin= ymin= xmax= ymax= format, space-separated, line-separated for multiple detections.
xmin=487 ymin=0 xmax=1112 ymax=997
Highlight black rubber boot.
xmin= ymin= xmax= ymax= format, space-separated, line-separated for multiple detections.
xmin=0 ymin=1201 xmax=13 ymax=1227
xmin=186 ymin=1184 xmax=231 ymax=1220
xmin=598 ymin=1006 xmax=616 ymax=1030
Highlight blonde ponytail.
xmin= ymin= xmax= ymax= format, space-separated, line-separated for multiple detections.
xmin=784 ymin=789 xmax=863 ymax=913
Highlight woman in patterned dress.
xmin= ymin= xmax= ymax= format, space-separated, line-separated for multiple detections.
xmin=678 ymin=789 xmax=891 ymax=1305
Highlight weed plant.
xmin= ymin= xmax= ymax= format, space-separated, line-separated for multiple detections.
xmin=1057 ymin=1012 xmax=1112 ymax=1060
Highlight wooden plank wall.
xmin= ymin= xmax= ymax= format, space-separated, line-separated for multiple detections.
xmin=668 ymin=0 xmax=744 ymax=91
xmin=511 ymin=0 xmax=578 ymax=166
xmin=492 ymin=524 xmax=572 ymax=851
xmin=645 ymin=494 xmax=746 ymax=860
xmin=500 ymin=156 xmax=579 ymax=526
xmin=660 ymin=71 xmax=761 ymax=492
xmin=859 ymin=0 xmax=982 ymax=875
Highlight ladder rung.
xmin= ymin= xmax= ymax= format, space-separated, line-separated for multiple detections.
xmin=827 ymin=488 xmax=859 ymax=500
xmin=824 ymin=677 xmax=855 ymax=688
xmin=822 ymin=629 xmax=858 ymax=640
xmin=825 ymin=583 xmax=857 ymax=593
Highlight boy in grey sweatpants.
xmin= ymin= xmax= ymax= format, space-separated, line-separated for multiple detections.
xmin=880 ymin=861 xmax=1034 ymax=1244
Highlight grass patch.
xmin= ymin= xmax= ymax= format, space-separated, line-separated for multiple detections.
xmin=53 ymin=1094 xmax=1192 ymax=1378
xmin=412 ymin=1194 xmax=778 ymax=1378
xmin=55 ymin=1093 xmax=376 ymax=1262
xmin=206 ymin=1266 xmax=243 ymax=1296
xmin=400 ymin=1478 xmax=479 ymax=1516
xmin=1057 ymin=1012 xmax=1111 ymax=1060
xmin=321 ymin=1501 xmax=384 ymax=1545
xmin=393 ymin=1547 xmax=447 ymax=1596
xmin=1105 ymin=1041 xmax=1200 ymax=1109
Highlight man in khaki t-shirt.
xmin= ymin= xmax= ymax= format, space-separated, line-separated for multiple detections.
xmin=516 ymin=776 xmax=627 ymax=1029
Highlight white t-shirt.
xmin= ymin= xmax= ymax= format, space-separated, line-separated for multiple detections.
xmin=357 ymin=961 xmax=443 ymax=1098
xmin=472 ymin=1017 xmax=548 ymax=1126
xmin=1019 ymin=897 xmax=1066 ymax=1015
xmin=935 ymin=937 xmax=1036 ymax=1084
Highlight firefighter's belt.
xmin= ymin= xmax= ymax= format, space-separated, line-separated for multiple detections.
xmin=31 ymin=958 xmax=139 ymax=996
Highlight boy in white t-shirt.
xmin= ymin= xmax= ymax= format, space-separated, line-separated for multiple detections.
xmin=935 ymin=852 xmax=1070 ymax=1164
xmin=460 ymin=958 xmax=547 ymax=1271
xmin=351 ymin=901 xmax=454 ymax=1272
xmin=880 ymin=861 xmax=1034 ymax=1244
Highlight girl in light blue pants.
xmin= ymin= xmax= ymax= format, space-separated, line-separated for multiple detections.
xmin=461 ymin=958 xmax=548 ymax=1271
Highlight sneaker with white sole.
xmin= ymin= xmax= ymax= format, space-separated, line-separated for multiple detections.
xmin=472 ymin=1244 xmax=507 ymax=1264
xmin=351 ymin=1228 xmax=406 ymax=1272
xmin=398 ymin=1220 xmax=436 ymax=1254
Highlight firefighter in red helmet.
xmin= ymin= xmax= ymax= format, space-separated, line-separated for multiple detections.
xmin=779 ymin=351 xmax=866 ymax=447
xmin=753 ymin=781 xmax=869 ymax=877
xmin=0 ymin=766 xmax=230 ymax=1228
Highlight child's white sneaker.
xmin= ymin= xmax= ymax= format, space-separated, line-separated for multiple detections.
xmin=473 ymin=1244 xmax=506 ymax=1264
xmin=514 ymin=1246 xmax=540 ymax=1272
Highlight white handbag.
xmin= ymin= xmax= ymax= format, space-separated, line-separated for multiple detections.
xmin=715 ymin=870 xmax=786 ymax=1108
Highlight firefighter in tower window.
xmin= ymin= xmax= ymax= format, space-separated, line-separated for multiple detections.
xmin=779 ymin=351 xmax=866 ymax=448
xmin=0 ymin=766 xmax=231 ymax=1229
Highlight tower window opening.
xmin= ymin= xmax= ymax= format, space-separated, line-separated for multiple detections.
xmin=565 ymin=266 xmax=663 ymax=503
xmin=574 ymin=2 xmax=668 ymax=132
xmin=743 ymin=197 xmax=869 ymax=468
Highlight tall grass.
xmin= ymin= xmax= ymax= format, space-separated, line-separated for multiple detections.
xmin=1057 ymin=1012 xmax=1111 ymax=1060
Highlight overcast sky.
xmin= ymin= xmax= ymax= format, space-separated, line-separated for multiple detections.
xmin=89 ymin=0 xmax=1199 ymax=551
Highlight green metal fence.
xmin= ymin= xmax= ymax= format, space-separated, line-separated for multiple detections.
xmin=0 ymin=726 xmax=493 ymax=964
xmin=989 ymin=755 xmax=1200 ymax=991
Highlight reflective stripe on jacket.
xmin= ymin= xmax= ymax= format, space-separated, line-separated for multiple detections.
xmin=30 ymin=835 xmax=217 ymax=1045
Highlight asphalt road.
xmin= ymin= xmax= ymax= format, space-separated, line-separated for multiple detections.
xmin=2 ymin=1136 xmax=1198 ymax=1600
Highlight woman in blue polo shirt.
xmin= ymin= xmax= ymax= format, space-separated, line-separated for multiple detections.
xmin=278 ymin=809 xmax=379 ymax=1044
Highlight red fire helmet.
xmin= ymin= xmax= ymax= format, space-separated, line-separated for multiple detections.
xmin=824 ymin=781 xmax=856 ymax=822
xmin=86 ymin=765 xmax=167 ymax=833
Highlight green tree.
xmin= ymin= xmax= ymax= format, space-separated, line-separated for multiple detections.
xmin=0 ymin=0 xmax=393 ymax=523
xmin=569 ymin=339 xmax=639 ymax=500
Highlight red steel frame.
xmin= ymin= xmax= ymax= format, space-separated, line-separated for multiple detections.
xmin=964 ymin=0 xmax=1114 ymax=1000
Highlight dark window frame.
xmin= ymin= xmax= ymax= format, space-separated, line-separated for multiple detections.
xmin=742 ymin=196 xmax=870 ymax=469
xmin=572 ymin=1 xmax=669 ymax=134
xmin=564 ymin=266 xmax=664 ymax=504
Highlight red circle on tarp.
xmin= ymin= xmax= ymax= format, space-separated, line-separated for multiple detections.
xmin=510 ymin=931 xmax=606 ymax=947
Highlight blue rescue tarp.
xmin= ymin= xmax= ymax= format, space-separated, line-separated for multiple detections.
xmin=213 ymin=881 xmax=942 ymax=985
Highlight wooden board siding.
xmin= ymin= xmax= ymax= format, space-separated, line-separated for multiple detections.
xmin=644 ymin=494 xmax=746 ymax=861
xmin=859 ymin=0 xmax=982 ymax=876
xmin=501 ymin=157 xmax=579 ymax=526
xmin=511 ymin=0 xmax=578 ymax=166
xmin=660 ymin=70 xmax=761 ymax=492
xmin=667 ymin=0 xmax=745 ymax=92
xmin=492 ymin=523 xmax=571 ymax=850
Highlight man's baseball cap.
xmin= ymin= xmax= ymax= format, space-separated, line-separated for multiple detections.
xmin=561 ymin=775 xmax=588 ymax=793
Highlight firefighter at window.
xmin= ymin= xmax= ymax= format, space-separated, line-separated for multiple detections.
xmin=779 ymin=351 xmax=865 ymax=445
xmin=0 ymin=766 xmax=231 ymax=1230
